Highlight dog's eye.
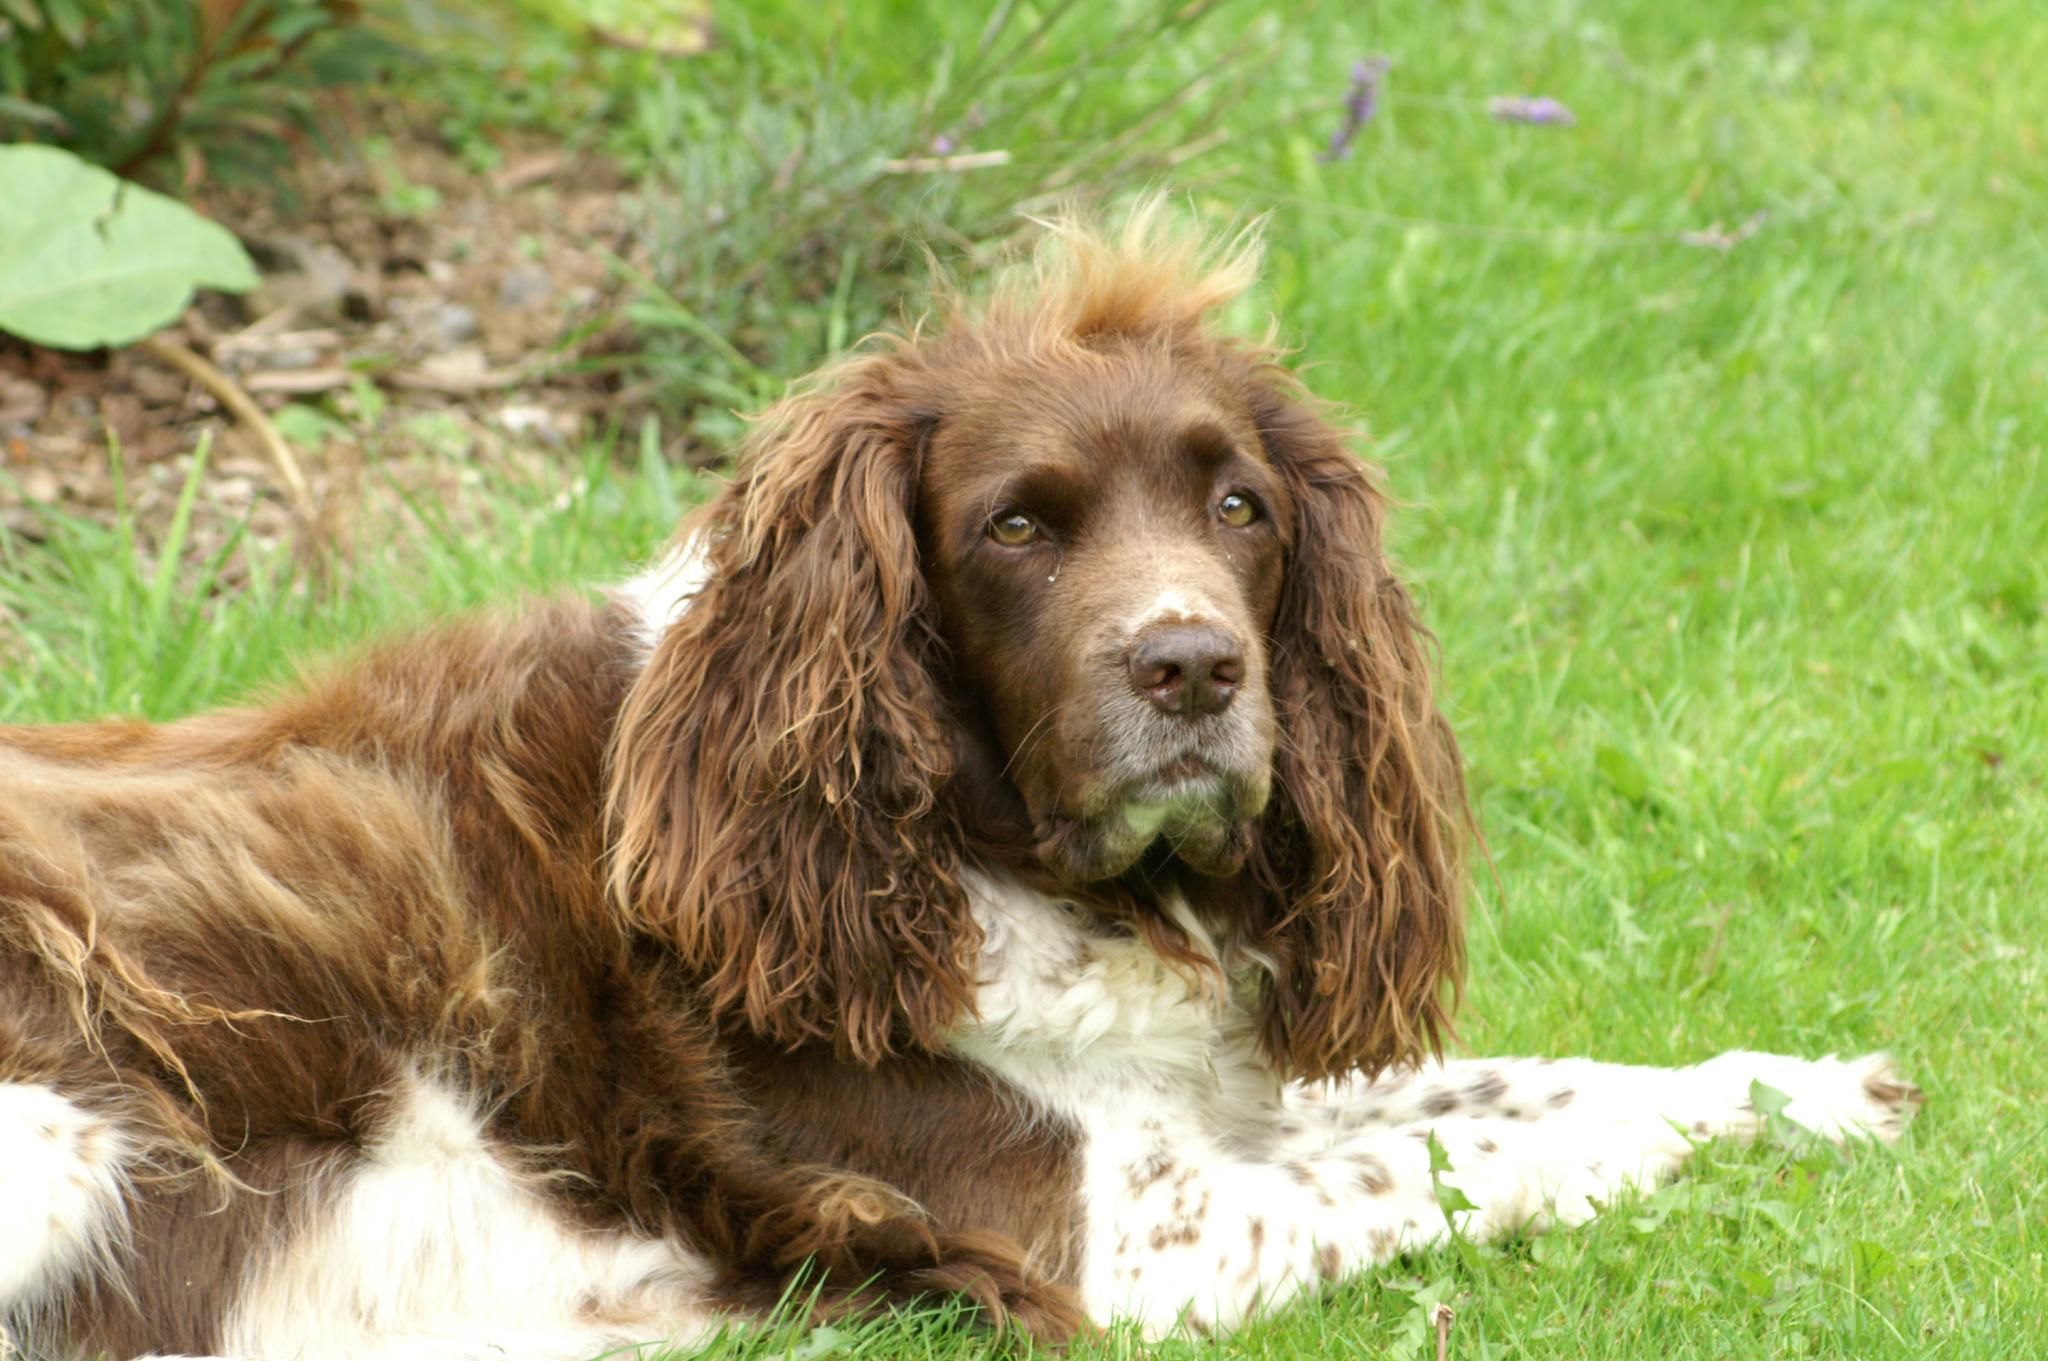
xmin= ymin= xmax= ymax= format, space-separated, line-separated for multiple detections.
xmin=988 ymin=511 xmax=1043 ymax=547
xmin=1217 ymin=492 xmax=1261 ymax=528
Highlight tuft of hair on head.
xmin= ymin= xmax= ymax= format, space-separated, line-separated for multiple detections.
xmin=612 ymin=195 xmax=1469 ymax=1078
xmin=955 ymin=193 xmax=1268 ymax=353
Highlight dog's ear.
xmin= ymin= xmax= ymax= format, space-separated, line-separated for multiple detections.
xmin=1241 ymin=363 xmax=1468 ymax=1082
xmin=607 ymin=350 xmax=976 ymax=1065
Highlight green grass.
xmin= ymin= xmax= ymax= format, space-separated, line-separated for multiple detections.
xmin=5 ymin=0 xmax=2045 ymax=1356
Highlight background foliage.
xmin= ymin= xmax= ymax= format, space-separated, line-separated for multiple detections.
xmin=0 ymin=145 xmax=257 ymax=348
xmin=2 ymin=1 xmax=2044 ymax=1358
xmin=0 ymin=0 xmax=390 ymax=184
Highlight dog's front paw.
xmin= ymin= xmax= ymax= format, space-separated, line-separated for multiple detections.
xmin=1840 ymin=1052 xmax=1924 ymax=1145
xmin=1693 ymin=1051 xmax=1923 ymax=1146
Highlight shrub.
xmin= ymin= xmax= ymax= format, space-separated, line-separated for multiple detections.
xmin=0 ymin=0 xmax=392 ymax=187
xmin=618 ymin=0 xmax=1269 ymax=446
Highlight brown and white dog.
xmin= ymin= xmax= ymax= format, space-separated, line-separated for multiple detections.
xmin=0 ymin=206 xmax=1916 ymax=1359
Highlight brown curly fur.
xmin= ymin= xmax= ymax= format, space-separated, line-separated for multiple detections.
xmin=0 ymin=202 xmax=1463 ymax=1355
xmin=612 ymin=201 xmax=1465 ymax=1078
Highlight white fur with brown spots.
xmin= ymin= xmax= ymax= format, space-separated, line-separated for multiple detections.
xmin=954 ymin=876 xmax=1920 ymax=1337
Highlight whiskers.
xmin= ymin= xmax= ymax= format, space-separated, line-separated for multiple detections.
xmin=998 ymin=698 xmax=1077 ymax=784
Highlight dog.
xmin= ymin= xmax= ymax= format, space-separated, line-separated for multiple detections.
xmin=0 ymin=204 xmax=1917 ymax=1359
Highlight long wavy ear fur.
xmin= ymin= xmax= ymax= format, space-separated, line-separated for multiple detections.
xmin=608 ymin=198 xmax=1464 ymax=1075
xmin=1242 ymin=369 xmax=1468 ymax=1082
xmin=606 ymin=349 xmax=977 ymax=1065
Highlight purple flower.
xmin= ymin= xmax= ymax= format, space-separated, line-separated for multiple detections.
xmin=1321 ymin=56 xmax=1390 ymax=163
xmin=930 ymin=133 xmax=956 ymax=155
xmin=1487 ymin=95 xmax=1577 ymax=127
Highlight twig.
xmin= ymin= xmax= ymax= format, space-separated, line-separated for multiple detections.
xmin=879 ymin=150 xmax=1014 ymax=174
xmin=591 ymin=21 xmax=712 ymax=58
xmin=1433 ymin=1302 xmax=1455 ymax=1361
xmin=1679 ymin=210 xmax=1769 ymax=251
xmin=384 ymin=364 xmax=532 ymax=395
xmin=212 ymin=328 xmax=344 ymax=363
xmin=243 ymin=368 xmax=353 ymax=396
xmin=491 ymin=152 xmax=569 ymax=193
xmin=138 ymin=334 xmax=315 ymax=521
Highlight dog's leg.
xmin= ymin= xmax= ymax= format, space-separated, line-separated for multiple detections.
xmin=0 ymin=1081 xmax=133 ymax=1321
xmin=208 ymin=1074 xmax=722 ymax=1361
xmin=1086 ymin=1106 xmax=1520 ymax=1335
xmin=1292 ymin=1050 xmax=1920 ymax=1144
xmin=1089 ymin=1052 xmax=1919 ymax=1336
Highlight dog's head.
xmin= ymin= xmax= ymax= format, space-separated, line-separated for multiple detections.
xmin=609 ymin=203 xmax=1466 ymax=1080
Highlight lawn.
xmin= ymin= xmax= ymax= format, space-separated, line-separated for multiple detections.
xmin=3 ymin=1 xmax=2044 ymax=1357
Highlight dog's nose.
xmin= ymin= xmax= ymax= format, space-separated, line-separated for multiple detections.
xmin=1127 ymin=623 xmax=1245 ymax=718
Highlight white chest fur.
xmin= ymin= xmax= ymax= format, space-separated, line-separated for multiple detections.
xmin=948 ymin=873 xmax=1915 ymax=1337
xmin=949 ymin=873 xmax=1301 ymax=1332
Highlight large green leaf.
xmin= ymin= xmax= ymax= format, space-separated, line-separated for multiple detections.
xmin=0 ymin=144 xmax=257 ymax=350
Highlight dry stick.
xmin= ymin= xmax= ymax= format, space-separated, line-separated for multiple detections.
xmin=1434 ymin=1302 xmax=1455 ymax=1361
xmin=139 ymin=334 xmax=315 ymax=521
xmin=878 ymin=150 xmax=1015 ymax=175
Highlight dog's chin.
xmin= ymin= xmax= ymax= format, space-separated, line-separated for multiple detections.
xmin=1031 ymin=772 xmax=1267 ymax=885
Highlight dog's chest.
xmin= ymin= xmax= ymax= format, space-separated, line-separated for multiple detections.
xmin=951 ymin=874 xmax=1291 ymax=1322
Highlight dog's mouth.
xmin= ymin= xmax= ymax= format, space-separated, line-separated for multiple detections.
xmin=1151 ymin=753 xmax=1210 ymax=784
xmin=1033 ymin=755 xmax=1269 ymax=883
